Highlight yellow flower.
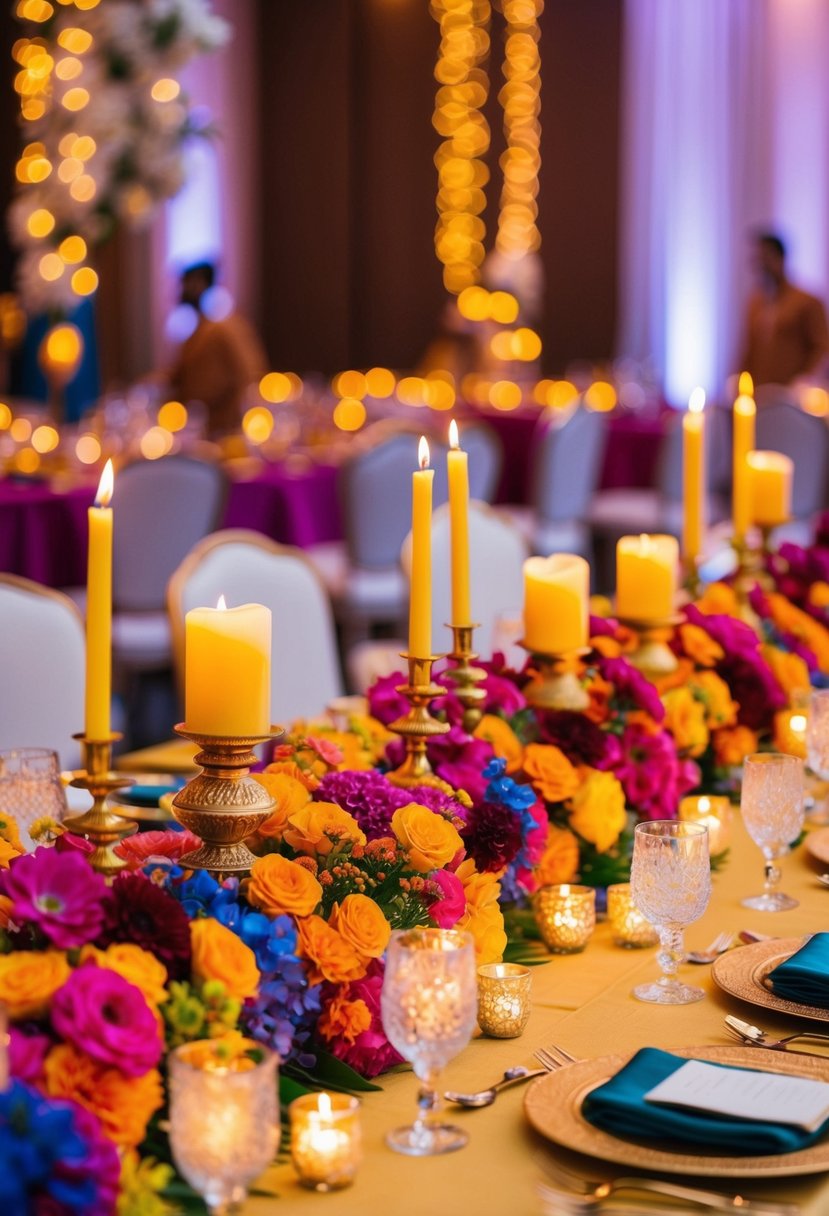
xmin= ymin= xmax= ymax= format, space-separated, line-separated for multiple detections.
xmin=767 ymin=593 xmax=829 ymax=674
xmin=44 ymin=1043 xmax=163 ymax=1149
xmin=79 ymin=943 xmax=168 ymax=1007
xmin=453 ymin=858 xmax=507 ymax=964
xmin=568 ymin=769 xmax=627 ymax=853
xmin=318 ymin=991 xmax=372 ymax=1045
xmin=190 ymin=918 xmax=260 ymax=1002
xmin=679 ymin=622 xmax=724 ymax=667
xmin=661 ymin=687 xmax=709 ymax=757
xmin=713 ymin=724 xmax=758 ymax=767
xmin=0 ymin=813 xmax=21 ymax=848
xmin=0 ymin=950 xmax=70 ymax=1019
xmin=0 ymin=838 xmax=22 ymax=868
xmin=296 ymin=914 xmax=365 ymax=985
xmin=523 ymin=743 xmax=580 ymax=803
xmin=590 ymin=635 xmax=622 ymax=658
xmin=329 ymin=893 xmax=391 ymax=961
xmin=253 ymin=771 xmax=311 ymax=840
xmin=248 ymin=853 xmax=323 ymax=917
xmin=695 ymin=582 xmax=739 ymax=617
xmin=474 ymin=714 xmax=523 ymax=773
xmin=283 ymin=802 xmax=367 ymax=857
xmin=536 ymin=823 xmax=580 ymax=886
xmin=762 ymin=645 xmax=812 ymax=699
xmin=262 ymin=759 xmax=320 ymax=792
xmin=809 ymin=581 xmax=829 ymax=610
xmin=178 ymin=1031 xmax=260 ymax=1072
xmin=391 ymin=804 xmax=463 ymax=873
xmin=692 ymin=670 xmax=738 ymax=729
xmin=118 ymin=1152 xmax=176 ymax=1216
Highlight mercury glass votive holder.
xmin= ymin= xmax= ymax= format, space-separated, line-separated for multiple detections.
xmin=678 ymin=795 xmax=733 ymax=856
xmin=533 ymin=884 xmax=596 ymax=953
xmin=477 ymin=963 xmax=532 ymax=1038
xmin=289 ymin=1092 xmax=362 ymax=1191
xmin=607 ymin=882 xmax=659 ymax=948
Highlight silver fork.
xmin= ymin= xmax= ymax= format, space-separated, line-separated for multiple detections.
xmin=534 ymin=1042 xmax=580 ymax=1071
xmin=686 ymin=930 xmax=736 ymax=964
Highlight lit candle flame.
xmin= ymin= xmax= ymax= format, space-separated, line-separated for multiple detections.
xmin=318 ymin=1092 xmax=332 ymax=1118
xmin=638 ymin=532 xmax=652 ymax=555
xmin=449 ymin=418 xmax=460 ymax=450
xmin=738 ymin=371 xmax=754 ymax=397
xmin=688 ymin=387 xmax=706 ymax=415
xmin=698 ymin=796 xmax=710 ymax=813
xmin=791 ymin=714 xmax=807 ymax=733
xmin=217 ymin=594 xmax=227 ymax=610
xmin=94 ymin=458 xmax=114 ymax=507
xmin=418 ymin=435 xmax=430 ymax=469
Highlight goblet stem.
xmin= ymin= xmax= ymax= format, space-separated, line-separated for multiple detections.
xmin=656 ymin=926 xmax=684 ymax=986
xmin=763 ymin=856 xmax=782 ymax=901
xmin=413 ymin=1072 xmax=441 ymax=1147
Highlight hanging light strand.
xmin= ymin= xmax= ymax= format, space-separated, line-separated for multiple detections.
xmin=496 ymin=0 xmax=542 ymax=258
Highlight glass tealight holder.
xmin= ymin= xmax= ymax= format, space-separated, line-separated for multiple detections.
xmin=477 ymin=963 xmax=532 ymax=1038
xmin=533 ymin=884 xmax=596 ymax=953
xmin=678 ymin=795 xmax=733 ymax=857
xmin=289 ymin=1092 xmax=362 ymax=1191
xmin=607 ymin=882 xmax=658 ymax=948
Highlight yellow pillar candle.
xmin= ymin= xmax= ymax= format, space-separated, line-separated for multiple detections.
xmin=682 ymin=387 xmax=706 ymax=561
xmin=523 ymin=554 xmax=588 ymax=653
xmin=732 ymin=372 xmax=756 ymax=542
xmin=447 ymin=419 xmax=471 ymax=626
xmin=747 ymin=450 xmax=793 ymax=526
xmin=85 ymin=459 xmax=114 ymax=739
xmin=616 ymin=533 xmax=678 ymax=621
xmin=185 ymin=597 xmax=271 ymax=735
xmin=409 ymin=436 xmax=433 ymax=656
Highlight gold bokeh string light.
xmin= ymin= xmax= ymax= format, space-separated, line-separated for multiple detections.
xmin=497 ymin=0 xmax=543 ymax=259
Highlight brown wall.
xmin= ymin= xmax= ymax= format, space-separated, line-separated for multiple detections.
xmin=258 ymin=0 xmax=622 ymax=376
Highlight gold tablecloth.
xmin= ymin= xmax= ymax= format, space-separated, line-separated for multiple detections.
xmin=235 ymin=821 xmax=829 ymax=1216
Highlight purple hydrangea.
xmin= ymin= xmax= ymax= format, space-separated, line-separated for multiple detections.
xmin=315 ymin=769 xmax=467 ymax=839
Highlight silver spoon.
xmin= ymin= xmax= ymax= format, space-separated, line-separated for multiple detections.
xmin=443 ymin=1065 xmax=546 ymax=1107
xmin=685 ymin=930 xmax=736 ymax=964
xmin=818 ymin=873 xmax=829 ymax=888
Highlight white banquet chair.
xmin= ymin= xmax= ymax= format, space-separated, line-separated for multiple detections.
xmin=168 ymin=529 xmax=343 ymax=725
xmin=0 ymin=575 xmax=85 ymax=769
xmin=755 ymin=401 xmax=829 ymax=520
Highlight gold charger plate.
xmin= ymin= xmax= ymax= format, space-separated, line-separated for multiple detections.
xmin=524 ymin=1044 xmax=829 ymax=1177
xmin=712 ymin=936 xmax=829 ymax=1024
xmin=806 ymin=826 xmax=829 ymax=866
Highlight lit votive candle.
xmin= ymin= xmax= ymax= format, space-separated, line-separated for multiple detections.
xmin=477 ymin=963 xmax=532 ymax=1038
xmin=290 ymin=1092 xmax=362 ymax=1191
xmin=774 ymin=707 xmax=808 ymax=760
xmin=607 ymin=882 xmax=658 ymax=948
xmin=678 ymin=795 xmax=732 ymax=856
xmin=533 ymin=884 xmax=596 ymax=953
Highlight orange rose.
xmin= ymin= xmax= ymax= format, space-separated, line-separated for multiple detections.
xmin=762 ymin=646 xmax=811 ymax=699
xmin=695 ymin=582 xmax=739 ymax=617
xmin=475 ymin=714 xmax=523 ymax=773
xmin=584 ymin=675 xmax=613 ymax=724
xmin=661 ymin=687 xmax=709 ymax=758
xmin=713 ymin=725 xmax=758 ymax=767
xmin=253 ymin=771 xmax=311 ymax=840
xmin=318 ymin=991 xmax=372 ymax=1044
xmin=283 ymin=802 xmax=366 ymax=857
xmin=679 ymin=622 xmax=723 ymax=668
xmin=296 ymin=915 xmax=365 ymax=985
xmin=262 ymin=759 xmax=320 ymax=792
xmin=0 ymin=813 xmax=21 ymax=848
xmin=190 ymin=918 xmax=260 ymax=1002
xmin=809 ymin=581 xmax=829 ymax=610
xmin=692 ymin=670 xmax=738 ymax=729
xmin=0 ymin=838 xmax=22 ymax=868
xmin=329 ymin=894 xmax=391 ymax=961
xmin=44 ymin=1043 xmax=163 ymax=1148
xmin=522 ymin=743 xmax=580 ymax=803
xmin=453 ymin=859 xmax=506 ymax=964
xmin=248 ymin=853 xmax=323 ymax=918
xmin=536 ymin=824 xmax=580 ymax=886
xmin=79 ymin=943 xmax=168 ymax=1007
xmin=590 ymin=635 xmax=622 ymax=659
xmin=391 ymin=804 xmax=463 ymax=873
xmin=0 ymin=950 xmax=70 ymax=1019
xmin=651 ymin=657 xmax=694 ymax=695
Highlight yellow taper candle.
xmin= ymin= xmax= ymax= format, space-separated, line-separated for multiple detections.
xmin=523 ymin=554 xmax=588 ymax=653
xmin=747 ymin=450 xmax=793 ymax=527
xmin=733 ymin=372 xmax=756 ymax=542
xmin=185 ymin=597 xmax=271 ymax=735
xmin=616 ymin=533 xmax=678 ymax=621
xmin=682 ymin=387 xmax=706 ymax=561
xmin=409 ymin=436 xmax=433 ymax=656
xmin=85 ymin=458 xmax=114 ymax=739
xmin=447 ymin=419 xmax=471 ymax=626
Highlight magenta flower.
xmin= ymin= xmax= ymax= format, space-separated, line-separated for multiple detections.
xmin=367 ymin=672 xmax=409 ymax=725
xmin=325 ymin=961 xmax=404 ymax=1078
xmin=45 ymin=1100 xmax=121 ymax=1216
xmin=0 ymin=849 xmax=109 ymax=949
xmin=8 ymin=1028 xmax=51 ymax=1085
xmin=599 ymin=725 xmax=698 ymax=820
xmin=53 ymin=832 xmax=94 ymax=857
xmin=51 ymin=965 xmax=162 ymax=1077
xmin=598 ymin=656 xmax=665 ymax=723
xmin=428 ymin=869 xmax=466 ymax=928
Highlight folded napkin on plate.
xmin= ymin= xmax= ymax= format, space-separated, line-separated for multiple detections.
xmin=125 ymin=783 xmax=183 ymax=807
xmin=766 ymin=933 xmax=829 ymax=1007
xmin=582 ymin=1046 xmax=829 ymax=1154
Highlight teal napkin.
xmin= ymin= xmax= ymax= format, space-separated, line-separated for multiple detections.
xmin=767 ymin=933 xmax=829 ymax=1007
xmin=126 ymin=783 xmax=183 ymax=807
xmin=582 ymin=1047 xmax=829 ymax=1154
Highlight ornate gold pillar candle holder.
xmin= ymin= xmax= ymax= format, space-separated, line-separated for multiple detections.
xmin=476 ymin=962 xmax=532 ymax=1038
xmin=445 ymin=623 xmax=487 ymax=734
xmin=171 ymin=724 xmax=282 ymax=878
xmin=678 ymin=794 xmax=733 ymax=858
xmin=387 ymin=655 xmax=451 ymax=788
xmin=289 ymin=1093 xmax=362 ymax=1192
xmin=64 ymin=733 xmax=136 ymax=878
xmin=520 ymin=644 xmax=590 ymax=711
xmin=533 ymin=883 xmax=596 ymax=953
xmin=607 ymin=882 xmax=658 ymax=948
xmin=617 ymin=615 xmax=682 ymax=678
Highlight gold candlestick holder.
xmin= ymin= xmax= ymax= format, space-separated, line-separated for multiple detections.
xmin=171 ymin=725 xmax=283 ymax=878
xmin=444 ymin=623 xmax=487 ymax=734
xmin=519 ymin=643 xmax=590 ymax=711
xmin=387 ymin=655 xmax=451 ymax=788
xmin=617 ymin=615 xmax=681 ymax=678
xmin=64 ymin=733 xmax=137 ymax=878
xmin=732 ymin=535 xmax=762 ymax=627
xmin=683 ymin=556 xmax=702 ymax=602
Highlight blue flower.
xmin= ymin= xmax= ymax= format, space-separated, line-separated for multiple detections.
xmin=242 ymin=953 xmax=321 ymax=1068
xmin=220 ymin=908 xmax=299 ymax=971
xmin=483 ymin=761 xmax=536 ymax=812
xmin=166 ymin=869 xmax=241 ymax=919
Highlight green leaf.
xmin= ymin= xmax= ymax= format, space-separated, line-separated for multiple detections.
xmin=280 ymin=1074 xmax=312 ymax=1106
xmin=502 ymin=938 xmax=549 ymax=966
xmin=284 ymin=1052 xmax=382 ymax=1095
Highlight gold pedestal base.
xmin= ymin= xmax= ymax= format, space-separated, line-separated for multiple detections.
xmin=520 ymin=644 xmax=590 ymax=711
xmin=444 ymin=623 xmax=487 ymax=734
xmin=683 ymin=556 xmax=701 ymax=602
xmin=64 ymin=734 xmax=137 ymax=878
xmin=387 ymin=655 xmax=451 ymax=788
xmin=618 ymin=616 xmax=681 ymax=678
xmin=171 ymin=725 xmax=283 ymax=878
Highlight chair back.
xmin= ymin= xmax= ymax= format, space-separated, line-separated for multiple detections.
xmin=114 ymin=456 xmax=227 ymax=612
xmin=461 ymin=422 xmax=502 ymax=502
xmin=402 ymin=502 xmax=528 ymax=657
xmin=168 ymin=530 xmax=342 ymax=723
xmin=0 ymin=576 xmax=84 ymax=768
xmin=531 ymin=406 xmax=608 ymax=522
xmin=755 ymin=401 xmax=829 ymax=518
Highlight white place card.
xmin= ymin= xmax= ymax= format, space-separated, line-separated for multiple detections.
xmin=644 ymin=1060 xmax=829 ymax=1132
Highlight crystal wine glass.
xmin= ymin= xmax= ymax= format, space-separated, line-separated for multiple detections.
xmin=807 ymin=690 xmax=829 ymax=825
xmin=380 ymin=927 xmax=478 ymax=1156
xmin=0 ymin=748 xmax=67 ymax=850
xmin=168 ymin=1043 xmax=279 ymax=1213
xmin=630 ymin=821 xmax=711 ymax=1005
xmin=740 ymin=752 xmax=804 ymax=911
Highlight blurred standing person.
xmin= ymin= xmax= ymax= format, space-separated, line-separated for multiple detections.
xmin=740 ymin=232 xmax=829 ymax=386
